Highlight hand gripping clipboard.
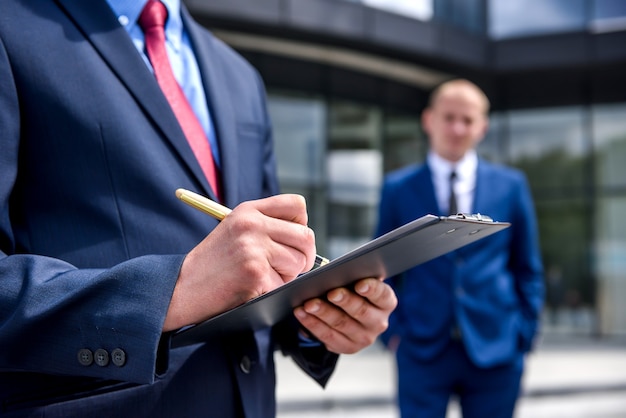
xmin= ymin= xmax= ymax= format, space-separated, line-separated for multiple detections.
xmin=172 ymin=213 xmax=509 ymax=347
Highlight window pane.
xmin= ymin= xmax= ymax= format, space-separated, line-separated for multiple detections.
xmin=505 ymin=105 xmax=594 ymax=334
xmin=328 ymin=101 xmax=382 ymax=259
xmin=434 ymin=0 xmax=486 ymax=34
xmin=507 ymin=106 xmax=587 ymax=191
xmin=593 ymin=0 xmax=626 ymax=19
xmin=489 ymin=0 xmax=586 ymax=39
xmin=595 ymin=196 xmax=626 ymax=334
xmin=359 ymin=0 xmax=433 ymax=21
xmin=268 ymin=93 xmax=328 ymax=252
xmin=593 ymin=103 xmax=626 ymax=334
xmin=382 ymin=112 xmax=425 ymax=173
xmin=268 ymin=94 xmax=326 ymax=186
xmin=538 ymin=197 xmax=595 ymax=334
xmin=478 ymin=112 xmax=505 ymax=163
xmin=593 ymin=103 xmax=626 ymax=189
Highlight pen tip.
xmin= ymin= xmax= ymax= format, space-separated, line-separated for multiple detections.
xmin=175 ymin=188 xmax=184 ymax=199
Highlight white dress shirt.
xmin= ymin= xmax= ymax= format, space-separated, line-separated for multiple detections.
xmin=428 ymin=150 xmax=478 ymax=215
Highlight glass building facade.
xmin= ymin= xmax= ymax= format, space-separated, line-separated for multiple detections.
xmin=190 ymin=0 xmax=626 ymax=336
xmin=267 ymin=92 xmax=626 ymax=336
xmin=347 ymin=0 xmax=626 ymax=37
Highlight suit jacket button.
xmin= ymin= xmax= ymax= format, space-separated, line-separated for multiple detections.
xmin=239 ymin=355 xmax=252 ymax=374
xmin=111 ymin=348 xmax=126 ymax=367
xmin=94 ymin=349 xmax=109 ymax=367
xmin=77 ymin=348 xmax=93 ymax=366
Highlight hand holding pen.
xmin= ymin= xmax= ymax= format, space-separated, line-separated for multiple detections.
xmin=163 ymin=191 xmax=324 ymax=331
xmin=171 ymin=189 xmax=397 ymax=356
xmin=176 ymin=188 xmax=329 ymax=269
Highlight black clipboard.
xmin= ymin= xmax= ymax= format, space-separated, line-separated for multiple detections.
xmin=172 ymin=214 xmax=509 ymax=347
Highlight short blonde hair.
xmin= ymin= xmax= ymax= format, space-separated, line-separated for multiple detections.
xmin=428 ymin=79 xmax=490 ymax=115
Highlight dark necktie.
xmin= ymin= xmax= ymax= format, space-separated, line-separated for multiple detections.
xmin=139 ymin=0 xmax=222 ymax=200
xmin=448 ymin=170 xmax=458 ymax=215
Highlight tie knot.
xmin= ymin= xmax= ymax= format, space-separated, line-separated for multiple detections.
xmin=449 ymin=170 xmax=457 ymax=181
xmin=139 ymin=0 xmax=168 ymax=31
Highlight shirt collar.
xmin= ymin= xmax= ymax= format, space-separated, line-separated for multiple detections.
xmin=428 ymin=149 xmax=478 ymax=182
xmin=106 ymin=0 xmax=183 ymax=51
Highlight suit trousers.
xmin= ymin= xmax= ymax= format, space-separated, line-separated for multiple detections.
xmin=396 ymin=339 xmax=524 ymax=418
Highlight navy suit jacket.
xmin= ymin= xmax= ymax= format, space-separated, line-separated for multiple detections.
xmin=376 ymin=159 xmax=544 ymax=367
xmin=0 ymin=1 xmax=336 ymax=416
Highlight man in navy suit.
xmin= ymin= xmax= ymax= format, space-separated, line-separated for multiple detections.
xmin=376 ymin=79 xmax=544 ymax=418
xmin=0 ymin=0 xmax=397 ymax=416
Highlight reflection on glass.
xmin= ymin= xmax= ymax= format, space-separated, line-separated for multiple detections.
xmin=592 ymin=103 xmax=626 ymax=188
xmin=353 ymin=0 xmax=433 ymax=21
xmin=507 ymin=106 xmax=586 ymax=190
xmin=593 ymin=103 xmax=626 ymax=334
xmin=535 ymin=197 xmax=594 ymax=333
xmin=478 ymin=112 xmax=504 ymax=163
xmin=328 ymin=101 xmax=382 ymax=259
xmin=593 ymin=0 xmax=626 ymax=19
xmin=590 ymin=0 xmax=626 ymax=33
xmin=267 ymin=93 xmax=328 ymax=253
xmin=498 ymin=105 xmax=596 ymax=333
xmin=329 ymin=101 xmax=381 ymax=150
xmin=382 ymin=112 xmax=425 ymax=172
xmin=489 ymin=0 xmax=586 ymax=39
xmin=594 ymin=196 xmax=626 ymax=334
xmin=328 ymin=150 xmax=381 ymax=206
xmin=266 ymin=84 xmax=626 ymax=335
xmin=434 ymin=0 xmax=486 ymax=34
xmin=268 ymin=95 xmax=326 ymax=186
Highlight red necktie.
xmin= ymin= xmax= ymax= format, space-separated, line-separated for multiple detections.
xmin=139 ymin=0 xmax=222 ymax=200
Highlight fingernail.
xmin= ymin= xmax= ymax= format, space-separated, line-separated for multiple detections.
xmin=356 ymin=282 xmax=370 ymax=294
xmin=305 ymin=300 xmax=321 ymax=313
xmin=328 ymin=290 xmax=344 ymax=303
xmin=294 ymin=307 xmax=306 ymax=319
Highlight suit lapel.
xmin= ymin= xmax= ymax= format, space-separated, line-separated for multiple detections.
xmin=472 ymin=160 xmax=491 ymax=214
xmin=56 ymin=0 xmax=214 ymax=196
xmin=456 ymin=159 xmax=490 ymax=259
xmin=413 ymin=164 xmax=441 ymax=216
xmin=183 ymin=7 xmax=240 ymax=206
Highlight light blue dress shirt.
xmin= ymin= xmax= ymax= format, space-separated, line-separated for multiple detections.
xmin=107 ymin=0 xmax=317 ymax=352
xmin=106 ymin=0 xmax=220 ymax=166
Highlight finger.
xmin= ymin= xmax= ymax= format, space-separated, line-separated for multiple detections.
xmin=352 ymin=278 xmax=398 ymax=312
xmin=298 ymin=294 xmax=379 ymax=352
xmin=321 ymin=280 xmax=396 ymax=332
xmin=264 ymin=239 xmax=311 ymax=281
xmin=228 ymin=200 xmax=317 ymax=274
xmin=294 ymin=301 xmax=363 ymax=354
xmin=246 ymin=194 xmax=309 ymax=225
xmin=294 ymin=280 xmax=397 ymax=353
xmin=262 ymin=217 xmax=317 ymax=269
xmin=326 ymin=286 xmax=389 ymax=337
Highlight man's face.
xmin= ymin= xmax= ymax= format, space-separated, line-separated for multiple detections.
xmin=422 ymin=86 xmax=489 ymax=162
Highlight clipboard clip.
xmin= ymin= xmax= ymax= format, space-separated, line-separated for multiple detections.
xmin=449 ymin=213 xmax=494 ymax=222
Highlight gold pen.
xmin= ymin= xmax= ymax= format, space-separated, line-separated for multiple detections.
xmin=175 ymin=188 xmax=330 ymax=269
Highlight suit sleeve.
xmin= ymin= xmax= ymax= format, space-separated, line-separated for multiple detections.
xmin=374 ymin=178 xmax=404 ymax=348
xmin=273 ymin=317 xmax=339 ymax=387
xmin=510 ymin=173 xmax=545 ymax=352
xmin=0 ymin=34 xmax=180 ymax=386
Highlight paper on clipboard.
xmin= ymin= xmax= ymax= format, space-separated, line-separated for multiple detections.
xmin=172 ymin=213 xmax=509 ymax=347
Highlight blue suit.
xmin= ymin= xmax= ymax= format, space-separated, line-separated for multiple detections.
xmin=0 ymin=1 xmax=336 ymax=416
xmin=376 ymin=160 xmax=544 ymax=417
